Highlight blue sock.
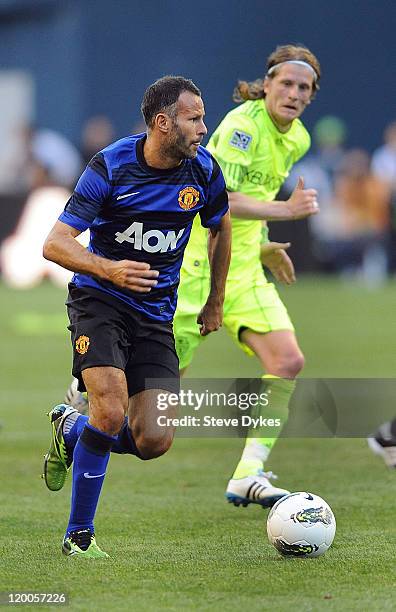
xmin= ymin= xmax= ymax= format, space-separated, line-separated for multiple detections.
xmin=63 ymin=414 xmax=143 ymax=458
xmin=111 ymin=417 xmax=144 ymax=458
xmin=66 ymin=423 xmax=116 ymax=535
xmin=63 ymin=413 xmax=88 ymax=453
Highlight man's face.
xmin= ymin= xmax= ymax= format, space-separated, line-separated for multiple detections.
xmin=168 ymin=91 xmax=207 ymax=159
xmin=264 ymin=64 xmax=314 ymax=131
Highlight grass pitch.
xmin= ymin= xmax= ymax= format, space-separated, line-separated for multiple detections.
xmin=1 ymin=278 xmax=395 ymax=610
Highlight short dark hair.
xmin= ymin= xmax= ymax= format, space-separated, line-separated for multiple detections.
xmin=141 ymin=76 xmax=201 ymax=127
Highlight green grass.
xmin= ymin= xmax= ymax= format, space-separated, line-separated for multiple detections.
xmin=1 ymin=278 xmax=395 ymax=611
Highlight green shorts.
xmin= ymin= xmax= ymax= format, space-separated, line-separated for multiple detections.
xmin=174 ymin=266 xmax=294 ymax=369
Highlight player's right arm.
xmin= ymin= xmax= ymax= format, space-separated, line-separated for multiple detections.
xmin=229 ymin=176 xmax=319 ymax=221
xmin=43 ymin=152 xmax=158 ymax=293
xmin=43 ymin=221 xmax=158 ymax=293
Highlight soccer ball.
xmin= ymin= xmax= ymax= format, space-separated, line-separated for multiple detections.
xmin=267 ymin=492 xmax=336 ymax=558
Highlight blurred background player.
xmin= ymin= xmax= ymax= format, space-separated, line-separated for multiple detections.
xmin=79 ymin=115 xmax=116 ymax=165
xmin=0 ymin=158 xmax=74 ymax=288
xmin=0 ymin=124 xmax=85 ymax=288
xmin=366 ymin=122 xmax=396 ymax=469
xmin=174 ymin=44 xmax=321 ymax=508
xmin=368 ymin=418 xmax=396 ymax=469
xmin=371 ymin=120 xmax=396 ymax=274
xmin=42 ymin=76 xmax=231 ymax=558
xmin=281 ymin=115 xmax=347 ymax=268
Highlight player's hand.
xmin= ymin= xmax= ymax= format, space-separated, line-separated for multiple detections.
xmin=197 ymin=299 xmax=223 ymax=336
xmin=106 ymin=259 xmax=159 ymax=292
xmin=260 ymin=241 xmax=296 ymax=285
xmin=286 ymin=176 xmax=319 ymax=220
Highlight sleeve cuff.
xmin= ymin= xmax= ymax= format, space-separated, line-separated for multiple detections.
xmin=200 ymin=205 xmax=229 ymax=229
xmin=58 ymin=211 xmax=90 ymax=232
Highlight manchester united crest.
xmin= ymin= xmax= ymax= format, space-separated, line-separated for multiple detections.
xmin=75 ymin=335 xmax=90 ymax=355
xmin=178 ymin=186 xmax=200 ymax=210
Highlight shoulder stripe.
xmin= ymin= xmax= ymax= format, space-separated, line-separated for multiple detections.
xmin=210 ymin=156 xmax=221 ymax=183
xmin=63 ymin=192 xmax=100 ymax=224
xmin=244 ymin=106 xmax=261 ymax=122
xmin=244 ymin=104 xmax=256 ymax=118
xmin=110 ymin=160 xmax=211 ymax=187
xmin=88 ymin=153 xmax=108 ymax=181
xmin=243 ymin=101 xmax=261 ymax=119
xmin=191 ymin=156 xmax=211 ymax=186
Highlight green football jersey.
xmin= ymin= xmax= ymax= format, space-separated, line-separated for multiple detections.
xmin=183 ymin=98 xmax=310 ymax=280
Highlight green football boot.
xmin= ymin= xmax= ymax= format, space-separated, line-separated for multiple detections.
xmin=42 ymin=404 xmax=77 ymax=491
xmin=62 ymin=529 xmax=109 ymax=559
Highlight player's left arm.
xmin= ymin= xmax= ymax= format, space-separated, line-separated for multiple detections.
xmin=197 ymin=210 xmax=231 ymax=336
xmin=197 ymin=157 xmax=231 ymax=336
xmin=260 ymin=241 xmax=296 ymax=285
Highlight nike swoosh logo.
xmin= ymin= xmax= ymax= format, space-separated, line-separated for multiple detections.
xmin=83 ymin=472 xmax=106 ymax=479
xmin=116 ymin=192 xmax=140 ymax=200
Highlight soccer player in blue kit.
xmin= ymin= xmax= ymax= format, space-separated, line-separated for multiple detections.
xmin=42 ymin=76 xmax=231 ymax=558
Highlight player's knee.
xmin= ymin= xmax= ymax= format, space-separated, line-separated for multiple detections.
xmin=136 ymin=431 xmax=174 ymax=460
xmin=88 ymin=388 xmax=127 ymax=435
xmin=92 ymin=411 xmax=124 ymax=436
xmin=89 ymin=396 xmax=125 ymax=435
xmin=273 ymin=350 xmax=305 ymax=378
xmin=285 ymin=351 xmax=305 ymax=377
xmin=100 ymin=412 xmax=125 ymax=436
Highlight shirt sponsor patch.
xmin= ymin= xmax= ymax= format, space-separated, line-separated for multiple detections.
xmin=229 ymin=130 xmax=252 ymax=152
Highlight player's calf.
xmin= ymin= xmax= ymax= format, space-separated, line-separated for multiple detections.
xmin=128 ymin=387 xmax=177 ymax=459
xmin=135 ymin=429 xmax=175 ymax=459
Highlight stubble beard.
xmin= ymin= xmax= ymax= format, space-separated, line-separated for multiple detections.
xmin=166 ymin=121 xmax=197 ymax=161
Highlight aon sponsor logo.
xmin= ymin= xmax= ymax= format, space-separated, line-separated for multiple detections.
xmin=115 ymin=221 xmax=185 ymax=253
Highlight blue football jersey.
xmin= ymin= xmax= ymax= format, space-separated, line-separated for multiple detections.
xmin=59 ymin=133 xmax=228 ymax=321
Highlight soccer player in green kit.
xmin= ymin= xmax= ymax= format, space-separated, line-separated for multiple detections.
xmin=174 ymin=44 xmax=321 ymax=507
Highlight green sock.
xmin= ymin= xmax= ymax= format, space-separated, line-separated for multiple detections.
xmin=232 ymin=376 xmax=295 ymax=479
